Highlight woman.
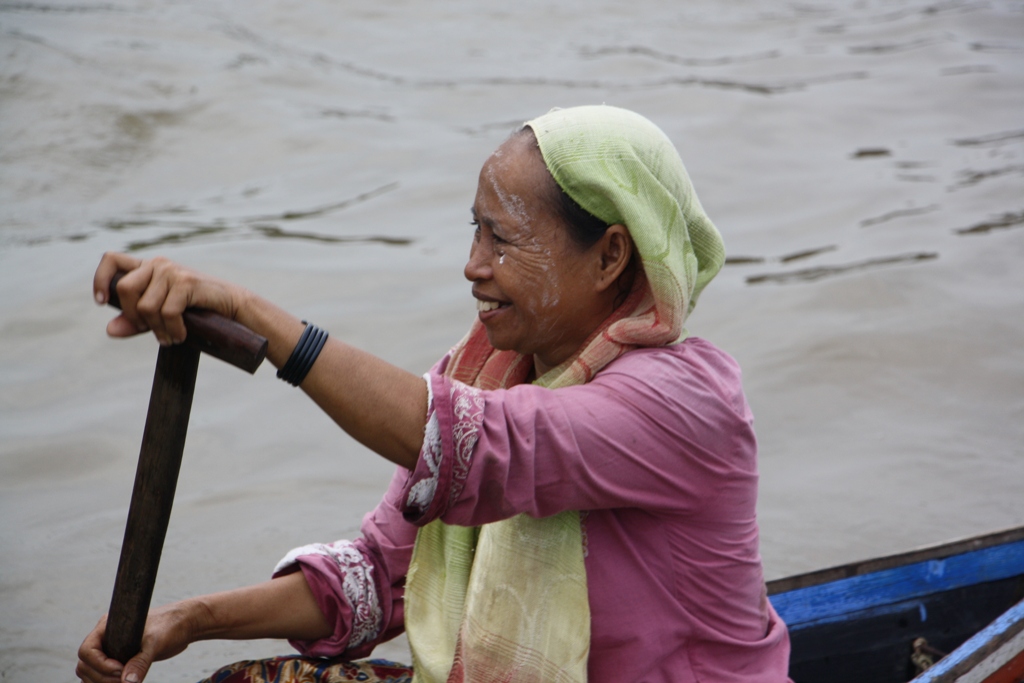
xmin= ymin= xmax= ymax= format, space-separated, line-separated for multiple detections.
xmin=77 ymin=105 xmax=792 ymax=683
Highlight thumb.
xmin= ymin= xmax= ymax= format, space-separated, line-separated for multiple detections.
xmin=121 ymin=650 xmax=153 ymax=683
xmin=107 ymin=313 xmax=148 ymax=338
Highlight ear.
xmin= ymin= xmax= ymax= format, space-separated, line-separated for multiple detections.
xmin=594 ymin=224 xmax=634 ymax=293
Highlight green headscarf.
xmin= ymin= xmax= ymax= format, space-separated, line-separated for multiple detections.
xmin=530 ymin=105 xmax=724 ymax=338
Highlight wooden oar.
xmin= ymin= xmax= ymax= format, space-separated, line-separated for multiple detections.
xmin=102 ymin=273 xmax=268 ymax=664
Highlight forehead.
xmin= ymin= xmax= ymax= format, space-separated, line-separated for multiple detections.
xmin=480 ymin=134 xmax=552 ymax=197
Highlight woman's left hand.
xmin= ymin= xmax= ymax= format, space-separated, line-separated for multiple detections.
xmin=76 ymin=602 xmax=197 ymax=683
xmin=93 ymin=252 xmax=246 ymax=347
xmin=76 ymin=573 xmax=335 ymax=683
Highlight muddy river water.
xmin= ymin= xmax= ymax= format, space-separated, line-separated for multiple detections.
xmin=1 ymin=1 xmax=1022 ymax=680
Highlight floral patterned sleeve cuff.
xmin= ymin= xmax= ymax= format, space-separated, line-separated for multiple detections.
xmin=399 ymin=371 xmax=484 ymax=525
xmin=272 ymin=540 xmax=384 ymax=656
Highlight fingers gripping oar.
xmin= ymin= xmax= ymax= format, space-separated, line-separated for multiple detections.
xmin=102 ymin=273 xmax=268 ymax=664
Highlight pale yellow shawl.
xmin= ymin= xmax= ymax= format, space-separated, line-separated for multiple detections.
xmin=404 ymin=105 xmax=725 ymax=682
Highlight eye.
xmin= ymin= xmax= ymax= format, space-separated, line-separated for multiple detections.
xmin=469 ymin=219 xmax=481 ymax=239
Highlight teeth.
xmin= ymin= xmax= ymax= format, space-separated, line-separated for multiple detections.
xmin=477 ymin=299 xmax=502 ymax=312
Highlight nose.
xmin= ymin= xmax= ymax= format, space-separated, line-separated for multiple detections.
xmin=464 ymin=231 xmax=493 ymax=282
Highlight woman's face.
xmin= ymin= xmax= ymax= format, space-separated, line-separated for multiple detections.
xmin=465 ymin=133 xmax=615 ymax=375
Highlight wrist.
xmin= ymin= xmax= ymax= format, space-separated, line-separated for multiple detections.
xmin=180 ymin=596 xmax=218 ymax=642
xmin=227 ymin=284 xmax=255 ymax=324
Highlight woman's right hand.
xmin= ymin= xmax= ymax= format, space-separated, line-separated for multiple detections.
xmin=93 ymin=251 xmax=247 ymax=348
xmin=76 ymin=601 xmax=200 ymax=683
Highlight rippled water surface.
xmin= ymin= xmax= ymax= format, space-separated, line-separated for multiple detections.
xmin=2 ymin=1 xmax=1023 ymax=680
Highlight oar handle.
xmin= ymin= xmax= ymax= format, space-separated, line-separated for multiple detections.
xmin=108 ymin=272 xmax=268 ymax=373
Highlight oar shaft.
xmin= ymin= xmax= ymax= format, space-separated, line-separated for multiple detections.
xmin=100 ymin=272 xmax=267 ymax=662
xmin=102 ymin=343 xmax=201 ymax=663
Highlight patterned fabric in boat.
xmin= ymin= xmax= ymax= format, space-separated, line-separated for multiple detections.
xmin=198 ymin=656 xmax=412 ymax=683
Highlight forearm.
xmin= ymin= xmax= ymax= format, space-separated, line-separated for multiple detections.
xmin=232 ymin=289 xmax=426 ymax=470
xmin=189 ymin=572 xmax=332 ymax=643
xmin=93 ymin=253 xmax=427 ymax=470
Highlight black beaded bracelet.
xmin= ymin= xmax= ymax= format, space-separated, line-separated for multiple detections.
xmin=277 ymin=321 xmax=329 ymax=386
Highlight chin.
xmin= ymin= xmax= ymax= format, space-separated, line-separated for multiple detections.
xmin=482 ymin=327 xmax=525 ymax=355
xmin=483 ymin=329 xmax=511 ymax=351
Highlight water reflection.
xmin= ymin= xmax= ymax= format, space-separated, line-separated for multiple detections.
xmin=100 ymin=183 xmax=405 ymax=251
xmin=956 ymin=211 xmax=1024 ymax=236
xmin=746 ymin=252 xmax=938 ymax=285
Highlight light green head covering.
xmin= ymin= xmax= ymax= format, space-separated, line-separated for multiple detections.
xmin=527 ymin=105 xmax=725 ymax=338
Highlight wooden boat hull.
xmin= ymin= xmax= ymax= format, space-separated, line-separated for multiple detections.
xmin=767 ymin=527 xmax=1024 ymax=682
xmin=913 ymin=597 xmax=1024 ymax=682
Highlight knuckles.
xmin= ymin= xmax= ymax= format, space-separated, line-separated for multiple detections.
xmin=135 ymin=297 xmax=161 ymax=318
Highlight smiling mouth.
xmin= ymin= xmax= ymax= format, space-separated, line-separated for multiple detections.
xmin=477 ymin=299 xmax=507 ymax=312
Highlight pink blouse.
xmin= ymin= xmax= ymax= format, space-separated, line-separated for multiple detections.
xmin=273 ymin=337 xmax=792 ymax=682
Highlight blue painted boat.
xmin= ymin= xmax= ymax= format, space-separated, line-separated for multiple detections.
xmin=767 ymin=526 xmax=1024 ymax=682
xmin=913 ymin=597 xmax=1024 ymax=683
